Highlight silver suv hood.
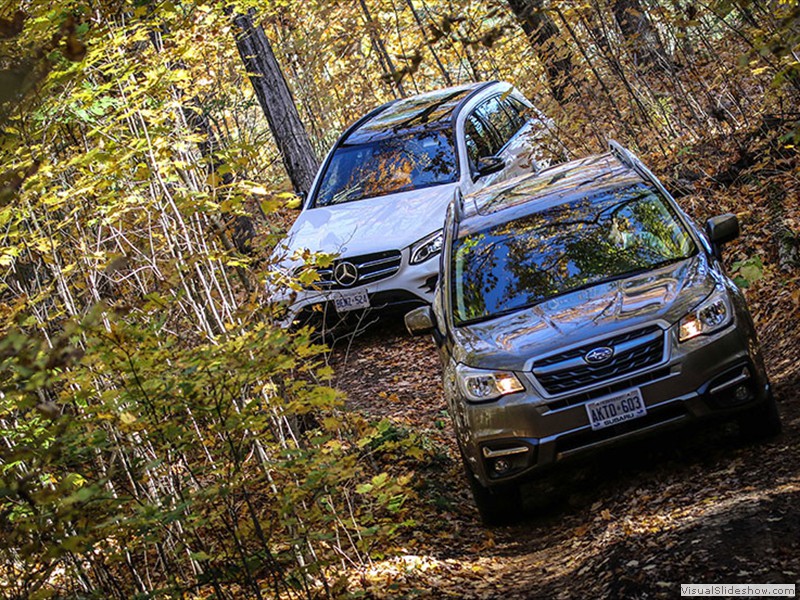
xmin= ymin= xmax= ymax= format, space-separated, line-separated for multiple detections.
xmin=453 ymin=254 xmax=718 ymax=371
xmin=280 ymin=183 xmax=458 ymax=261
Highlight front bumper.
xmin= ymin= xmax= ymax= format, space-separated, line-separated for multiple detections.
xmin=282 ymin=251 xmax=439 ymax=330
xmin=457 ymin=320 xmax=771 ymax=487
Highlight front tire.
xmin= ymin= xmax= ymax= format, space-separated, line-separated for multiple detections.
xmin=461 ymin=452 xmax=521 ymax=526
xmin=738 ymin=390 xmax=782 ymax=441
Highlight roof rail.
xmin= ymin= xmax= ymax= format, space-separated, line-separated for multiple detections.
xmin=608 ymin=139 xmax=639 ymax=169
xmin=608 ymin=139 xmax=675 ymax=201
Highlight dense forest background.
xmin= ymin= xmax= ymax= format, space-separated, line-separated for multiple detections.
xmin=1 ymin=0 xmax=799 ymax=598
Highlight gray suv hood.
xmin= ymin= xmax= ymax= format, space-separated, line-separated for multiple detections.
xmin=453 ymin=254 xmax=718 ymax=371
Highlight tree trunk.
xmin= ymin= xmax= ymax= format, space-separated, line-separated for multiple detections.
xmin=612 ymin=0 xmax=671 ymax=70
xmin=505 ymin=0 xmax=575 ymax=103
xmin=231 ymin=10 xmax=319 ymax=194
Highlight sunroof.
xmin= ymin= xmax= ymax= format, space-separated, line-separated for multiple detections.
xmin=474 ymin=155 xmax=639 ymax=216
xmin=350 ymin=83 xmax=483 ymax=142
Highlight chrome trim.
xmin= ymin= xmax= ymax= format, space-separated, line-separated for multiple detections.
xmin=360 ymin=266 xmax=400 ymax=282
xmin=482 ymin=446 xmax=530 ymax=458
xmin=532 ymin=329 xmax=662 ymax=376
xmin=307 ymin=251 xmax=403 ymax=289
xmin=360 ymin=256 xmax=401 ymax=269
xmin=709 ymin=368 xmax=750 ymax=396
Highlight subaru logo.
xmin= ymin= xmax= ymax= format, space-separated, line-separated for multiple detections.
xmin=584 ymin=346 xmax=614 ymax=364
xmin=333 ymin=261 xmax=359 ymax=287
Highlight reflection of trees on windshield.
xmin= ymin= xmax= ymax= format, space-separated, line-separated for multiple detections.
xmin=453 ymin=186 xmax=696 ymax=324
xmin=315 ymin=129 xmax=458 ymax=206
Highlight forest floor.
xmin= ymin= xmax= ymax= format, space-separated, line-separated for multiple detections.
xmin=321 ymin=136 xmax=800 ymax=597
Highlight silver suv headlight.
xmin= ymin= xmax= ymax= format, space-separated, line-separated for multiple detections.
xmin=409 ymin=230 xmax=443 ymax=265
xmin=456 ymin=364 xmax=524 ymax=402
xmin=678 ymin=286 xmax=733 ymax=342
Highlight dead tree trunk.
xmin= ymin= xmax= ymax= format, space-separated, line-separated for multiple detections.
xmin=505 ymin=0 xmax=575 ymax=103
xmin=231 ymin=10 xmax=319 ymax=194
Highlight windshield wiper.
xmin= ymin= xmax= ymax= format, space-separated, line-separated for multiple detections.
xmin=329 ymin=185 xmax=365 ymax=206
xmin=457 ymin=302 xmax=544 ymax=326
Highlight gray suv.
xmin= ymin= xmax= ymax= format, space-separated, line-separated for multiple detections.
xmin=405 ymin=142 xmax=781 ymax=524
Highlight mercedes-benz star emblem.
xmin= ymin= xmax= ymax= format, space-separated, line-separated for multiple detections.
xmin=333 ymin=261 xmax=359 ymax=287
xmin=584 ymin=346 xmax=614 ymax=364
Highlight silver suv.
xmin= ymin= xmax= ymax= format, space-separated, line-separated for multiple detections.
xmin=275 ymin=81 xmax=556 ymax=331
xmin=406 ymin=142 xmax=781 ymax=524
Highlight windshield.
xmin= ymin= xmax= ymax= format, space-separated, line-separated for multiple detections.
xmin=452 ymin=185 xmax=697 ymax=325
xmin=313 ymin=128 xmax=458 ymax=207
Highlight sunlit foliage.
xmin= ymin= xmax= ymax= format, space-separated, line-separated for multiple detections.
xmin=0 ymin=0 xmax=797 ymax=597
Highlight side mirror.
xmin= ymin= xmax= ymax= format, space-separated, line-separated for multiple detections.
xmin=475 ymin=156 xmax=505 ymax=179
xmin=705 ymin=214 xmax=739 ymax=246
xmin=405 ymin=306 xmax=435 ymax=336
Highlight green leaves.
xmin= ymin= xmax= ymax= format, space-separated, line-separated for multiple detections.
xmin=1 ymin=293 xmax=422 ymax=598
xmin=731 ymin=255 xmax=765 ymax=288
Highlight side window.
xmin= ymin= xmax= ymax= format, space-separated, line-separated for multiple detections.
xmin=476 ymin=97 xmax=517 ymax=150
xmin=464 ymin=115 xmax=499 ymax=168
xmin=502 ymin=97 xmax=528 ymax=131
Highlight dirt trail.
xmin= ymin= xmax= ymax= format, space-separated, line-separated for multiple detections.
xmin=328 ymin=313 xmax=800 ymax=598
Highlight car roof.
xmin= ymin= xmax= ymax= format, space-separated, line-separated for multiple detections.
xmin=343 ymin=81 xmax=499 ymax=145
xmin=458 ymin=153 xmax=646 ymax=234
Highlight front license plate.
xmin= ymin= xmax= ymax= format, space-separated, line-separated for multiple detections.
xmin=586 ymin=389 xmax=646 ymax=431
xmin=333 ymin=289 xmax=370 ymax=313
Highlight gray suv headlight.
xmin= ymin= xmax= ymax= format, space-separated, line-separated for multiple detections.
xmin=456 ymin=364 xmax=524 ymax=402
xmin=678 ymin=287 xmax=733 ymax=342
xmin=409 ymin=230 xmax=443 ymax=265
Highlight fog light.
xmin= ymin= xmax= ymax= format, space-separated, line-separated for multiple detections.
xmin=493 ymin=458 xmax=511 ymax=474
xmin=734 ymin=385 xmax=751 ymax=401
